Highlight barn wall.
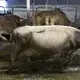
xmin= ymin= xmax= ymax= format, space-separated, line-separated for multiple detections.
xmin=7 ymin=0 xmax=26 ymax=7
xmin=6 ymin=0 xmax=80 ymax=23
xmin=7 ymin=0 xmax=80 ymax=6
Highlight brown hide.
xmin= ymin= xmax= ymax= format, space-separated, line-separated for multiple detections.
xmin=0 ymin=14 xmax=26 ymax=41
xmin=49 ymin=9 xmax=71 ymax=25
xmin=0 ymin=14 xmax=26 ymax=33
xmin=34 ymin=8 xmax=71 ymax=26
xmin=34 ymin=11 xmax=53 ymax=25
xmin=4 ymin=14 xmax=25 ymax=27
xmin=0 ymin=19 xmax=17 ymax=33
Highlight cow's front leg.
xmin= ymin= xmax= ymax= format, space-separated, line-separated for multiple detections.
xmin=7 ymin=42 xmax=22 ymax=74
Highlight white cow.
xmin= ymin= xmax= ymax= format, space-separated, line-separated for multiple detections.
xmin=7 ymin=25 xmax=80 ymax=73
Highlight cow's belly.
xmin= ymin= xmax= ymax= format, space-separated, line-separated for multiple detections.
xmin=30 ymin=31 xmax=69 ymax=56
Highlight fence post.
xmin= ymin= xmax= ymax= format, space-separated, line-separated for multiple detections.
xmin=32 ymin=2 xmax=35 ymax=25
xmin=12 ymin=8 xmax=14 ymax=14
xmin=26 ymin=0 xmax=30 ymax=19
xmin=45 ymin=0 xmax=49 ymax=10
xmin=74 ymin=5 xmax=78 ymax=25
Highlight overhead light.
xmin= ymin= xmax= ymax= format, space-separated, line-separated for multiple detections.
xmin=0 ymin=0 xmax=7 ymax=12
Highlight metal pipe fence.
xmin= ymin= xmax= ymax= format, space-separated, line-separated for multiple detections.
xmin=2 ymin=5 xmax=80 ymax=23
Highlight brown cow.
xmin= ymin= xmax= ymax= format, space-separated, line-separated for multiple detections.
xmin=3 ymin=14 xmax=26 ymax=27
xmin=33 ymin=8 xmax=72 ymax=26
xmin=0 ymin=14 xmax=26 ymax=40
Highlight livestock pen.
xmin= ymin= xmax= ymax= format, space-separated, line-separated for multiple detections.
xmin=0 ymin=5 xmax=80 ymax=80
xmin=4 ymin=5 xmax=80 ymax=27
xmin=6 ymin=5 xmax=80 ymax=23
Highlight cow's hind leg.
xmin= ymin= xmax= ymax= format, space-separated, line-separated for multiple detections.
xmin=58 ymin=49 xmax=75 ymax=72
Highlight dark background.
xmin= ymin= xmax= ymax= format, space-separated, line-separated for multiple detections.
xmin=7 ymin=0 xmax=80 ymax=7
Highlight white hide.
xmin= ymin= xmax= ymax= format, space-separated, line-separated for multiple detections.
xmin=9 ymin=25 xmax=80 ymax=71
xmin=32 ymin=31 xmax=69 ymax=49
xmin=30 ymin=31 xmax=70 ymax=56
xmin=13 ymin=25 xmax=80 ymax=46
xmin=13 ymin=25 xmax=79 ymax=36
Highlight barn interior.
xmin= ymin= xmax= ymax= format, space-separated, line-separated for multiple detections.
xmin=0 ymin=0 xmax=80 ymax=80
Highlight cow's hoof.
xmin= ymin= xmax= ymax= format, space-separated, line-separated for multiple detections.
xmin=5 ymin=70 xmax=14 ymax=75
xmin=55 ymin=67 xmax=67 ymax=73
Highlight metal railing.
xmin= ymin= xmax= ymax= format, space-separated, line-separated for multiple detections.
xmin=1 ymin=5 xmax=80 ymax=23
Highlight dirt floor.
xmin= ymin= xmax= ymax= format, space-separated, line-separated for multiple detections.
xmin=0 ymin=61 xmax=80 ymax=80
xmin=0 ymin=42 xmax=80 ymax=80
